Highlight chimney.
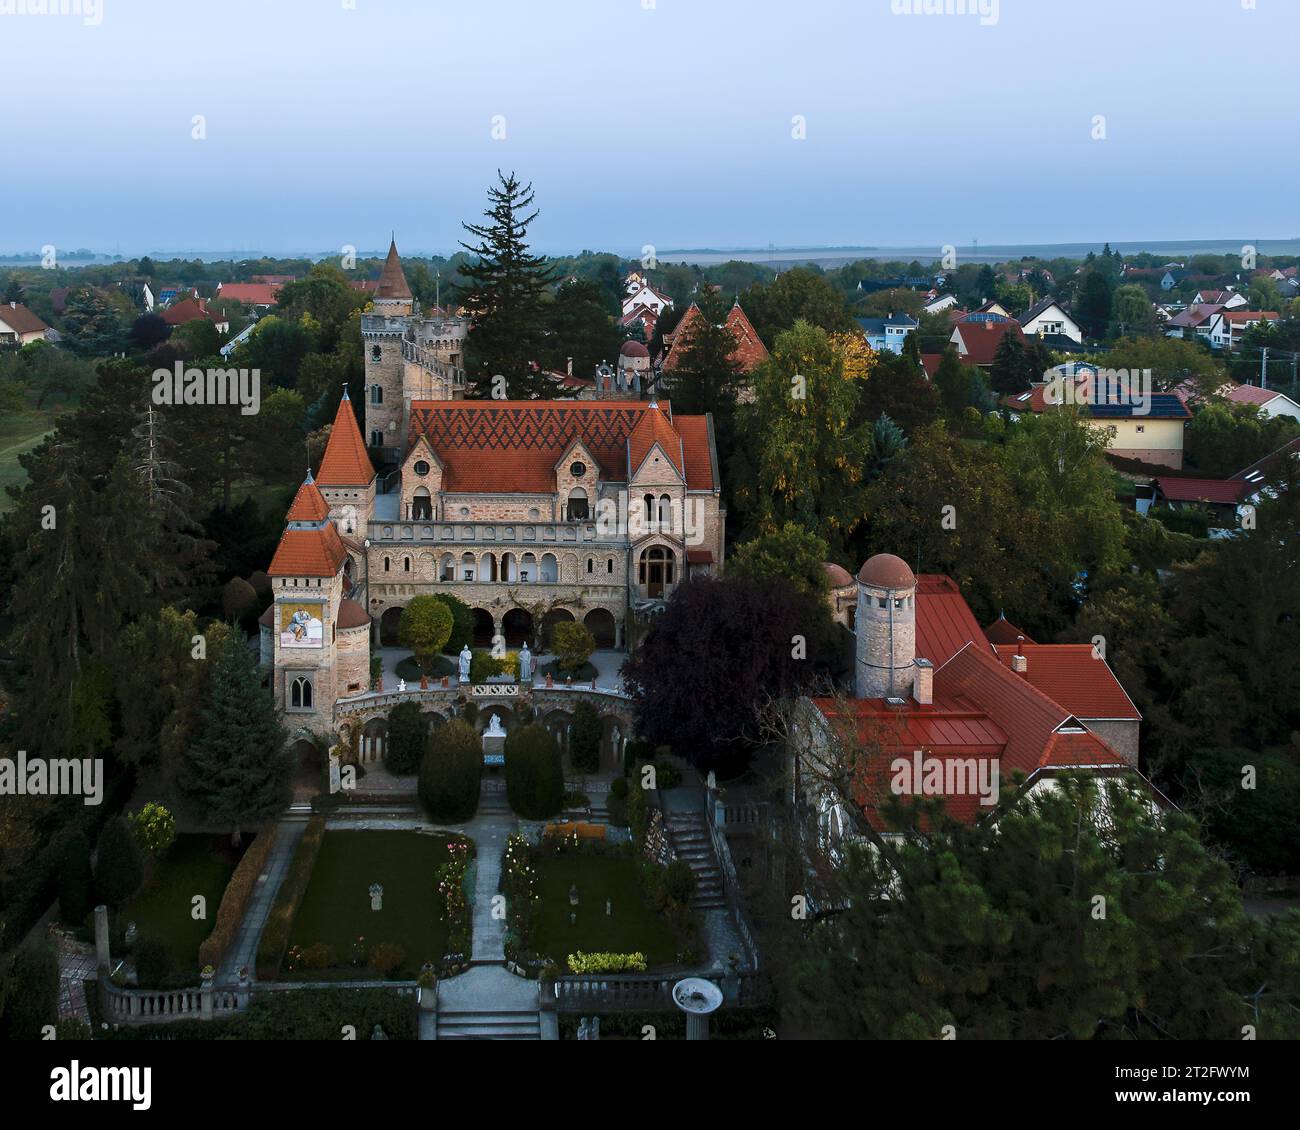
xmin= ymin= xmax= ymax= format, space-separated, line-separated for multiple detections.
xmin=1010 ymin=635 xmax=1028 ymax=676
xmin=912 ymin=657 xmax=933 ymax=705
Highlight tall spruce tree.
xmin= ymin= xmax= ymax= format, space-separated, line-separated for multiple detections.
xmin=177 ymin=632 xmax=290 ymax=843
xmin=458 ymin=171 xmax=558 ymax=398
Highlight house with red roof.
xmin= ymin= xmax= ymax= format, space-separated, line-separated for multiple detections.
xmin=216 ymin=281 xmax=282 ymax=309
xmin=0 ymin=301 xmax=52 ymax=345
xmin=161 ymin=296 xmax=229 ymax=334
xmin=660 ymin=299 xmax=770 ymax=377
xmin=949 ymin=316 xmax=1025 ymax=367
xmin=793 ymin=554 xmax=1150 ymax=856
xmin=1164 ymin=302 xmax=1223 ymax=342
xmin=1208 ymin=309 xmax=1280 ymax=351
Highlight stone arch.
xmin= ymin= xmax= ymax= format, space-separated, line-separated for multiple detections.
xmin=502 ymin=607 xmax=533 ymax=647
xmin=474 ymin=702 xmax=516 ymax=734
xmin=541 ymin=607 xmax=576 ymax=650
xmin=379 ymin=605 xmax=404 ymax=647
xmin=542 ymin=708 xmax=573 ymax=758
xmin=361 ymin=717 xmax=387 ymax=764
xmin=539 ymin=552 xmax=558 ymax=583
xmin=412 ymin=486 xmax=432 ymax=520
xmin=471 ymin=607 xmax=495 ymax=647
xmin=584 ymin=607 xmax=616 ymax=649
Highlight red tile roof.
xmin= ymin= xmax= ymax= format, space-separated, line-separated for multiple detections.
xmin=0 ymin=302 xmax=50 ymax=334
xmin=285 ymin=476 xmax=331 ymax=522
xmin=1155 ymin=477 xmax=1248 ymax=504
xmin=628 ymin=404 xmax=684 ymax=477
xmin=950 ymin=318 xmax=1025 ymax=366
xmin=267 ymin=522 xmax=348 ymax=577
xmin=1166 ymin=303 xmax=1222 ymax=329
xmin=1037 ymin=729 xmax=1129 ymax=770
xmin=991 ymin=643 xmax=1141 ymax=720
xmin=316 ymin=393 xmax=374 ymax=486
xmin=407 ymin=400 xmax=716 ymax=493
xmin=161 ymin=297 xmax=222 ymax=326
xmin=218 ymin=282 xmax=280 ymax=305
xmin=1223 ymin=382 xmax=1283 ymax=407
xmin=662 ymin=301 xmax=769 ymax=373
xmin=915 ymin=574 xmax=986 ymax=667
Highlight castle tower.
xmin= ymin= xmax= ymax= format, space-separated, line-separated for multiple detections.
xmin=854 ymin=553 xmax=917 ymax=700
xmin=267 ymin=472 xmax=369 ymax=735
xmin=362 ymin=239 xmax=414 ymax=448
xmin=316 ymin=389 xmax=377 ymax=538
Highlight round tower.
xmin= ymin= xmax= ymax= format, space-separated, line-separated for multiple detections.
xmin=855 ymin=553 xmax=917 ymax=700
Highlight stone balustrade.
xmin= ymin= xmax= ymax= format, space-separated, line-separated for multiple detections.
xmin=366 ymin=519 xmax=622 ymax=549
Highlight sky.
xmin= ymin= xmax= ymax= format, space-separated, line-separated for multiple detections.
xmin=3 ymin=0 xmax=1298 ymax=258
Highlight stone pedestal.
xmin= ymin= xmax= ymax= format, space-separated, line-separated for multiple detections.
xmin=93 ymin=905 xmax=110 ymax=970
xmin=482 ymin=732 xmax=505 ymax=763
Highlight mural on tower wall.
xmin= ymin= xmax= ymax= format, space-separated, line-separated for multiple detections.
xmin=279 ymin=602 xmax=325 ymax=648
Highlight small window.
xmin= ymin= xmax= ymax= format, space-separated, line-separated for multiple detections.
xmin=403 ymin=557 xmax=411 ymax=573
xmin=383 ymin=557 xmax=391 ymax=572
xmin=371 ymin=345 xmax=381 ymax=361
xmin=1135 ymin=424 xmax=1145 ymax=434
xmin=370 ymin=385 xmax=383 ymax=405
xmin=570 ymin=461 xmax=586 ymax=477
xmin=414 ymin=460 xmax=430 ymax=475
xmin=877 ymin=597 xmax=887 ymax=608
xmin=586 ymin=558 xmax=594 ymax=574
xmin=607 ymin=559 xmax=614 ymax=574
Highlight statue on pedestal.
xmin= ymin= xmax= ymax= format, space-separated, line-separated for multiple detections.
xmin=485 ymin=713 xmax=506 ymax=737
xmin=518 ymin=643 xmax=533 ymax=685
xmin=458 ymin=645 xmax=472 ymax=683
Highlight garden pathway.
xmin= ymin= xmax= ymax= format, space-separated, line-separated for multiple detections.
xmin=219 ymin=813 xmax=309 ymax=983
xmin=55 ymin=933 xmax=96 ymax=1025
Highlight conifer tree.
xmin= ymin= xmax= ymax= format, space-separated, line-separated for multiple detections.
xmin=458 ymin=171 xmax=558 ymax=398
xmin=177 ymin=632 xmax=290 ymax=844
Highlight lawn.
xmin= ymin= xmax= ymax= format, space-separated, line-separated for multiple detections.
xmin=0 ymin=411 xmax=55 ymax=515
xmin=288 ymin=830 xmax=464 ymax=977
xmin=124 ymin=835 xmax=243 ymax=978
xmin=532 ymin=855 xmax=680 ymax=968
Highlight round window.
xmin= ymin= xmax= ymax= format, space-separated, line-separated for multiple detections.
xmin=570 ymin=461 xmax=586 ymax=477
xmin=413 ymin=460 xmax=430 ymax=475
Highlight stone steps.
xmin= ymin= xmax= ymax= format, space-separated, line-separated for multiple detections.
xmin=665 ymin=813 xmax=727 ymax=909
xmin=437 ymin=1009 xmax=541 ymax=1040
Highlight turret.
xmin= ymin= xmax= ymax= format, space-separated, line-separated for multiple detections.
xmin=854 ymin=553 xmax=917 ymax=700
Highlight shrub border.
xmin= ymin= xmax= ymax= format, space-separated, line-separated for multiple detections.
xmin=254 ymin=815 xmax=326 ymax=980
xmin=197 ymin=821 xmax=279 ymax=970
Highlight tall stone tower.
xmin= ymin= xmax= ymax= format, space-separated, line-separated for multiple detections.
xmin=854 ymin=553 xmax=917 ymax=700
xmin=361 ymin=239 xmax=414 ymax=448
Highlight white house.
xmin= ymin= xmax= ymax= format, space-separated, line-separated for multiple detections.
xmin=1207 ymin=310 xmax=1279 ymax=351
xmin=1018 ymin=297 xmax=1083 ymax=344
xmin=621 ymin=281 xmax=673 ymax=320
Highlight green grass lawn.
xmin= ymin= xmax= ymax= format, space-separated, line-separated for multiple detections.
xmin=532 ymin=855 xmax=680 ymax=968
xmin=0 ymin=411 xmax=55 ymax=514
xmin=124 ymin=835 xmax=243 ymax=978
xmin=289 ymin=831 xmax=463 ymax=977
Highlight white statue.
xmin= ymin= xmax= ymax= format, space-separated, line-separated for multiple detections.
xmin=485 ymin=713 xmax=506 ymax=737
xmin=398 ymin=677 xmax=406 ymax=693
xmin=518 ymin=643 xmax=533 ymax=684
xmin=458 ymin=644 xmax=472 ymax=683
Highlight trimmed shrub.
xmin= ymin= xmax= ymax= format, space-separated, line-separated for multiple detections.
xmin=552 ymin=621 xmax=596 ymax=671
xmin=255 ymin=815 xmax=326 ymax=979
xmin=198 ymin=821 xmax=279 ymax=970
xmin=433 ymin=592 xmax=474 ymax=653
xmin=504 ymin=723 xmax=564 ymax=820
xmin=398 ymin=595 xmax=453 ymax=672
xmin=55 ymin=826 xmax=94 ymax=926
xmin=418 ymin=719 xmax=482 ymax=822
xmin=128 ymin=801 xmax=176 ymax=859
xmin=94 ymin=816 xmax=144 ymax=908
xmin=0 ymin=940 xmax=59 ymax=1039
xmin=570 ymin=700 xmax=602 ymax=773
xmin=663 ymin=858 xmax=697 ymax=906
xmin=384 ymin=701 xmax=427 ymax=776
xmin=368 ymin=943 xmax=407 ymax=976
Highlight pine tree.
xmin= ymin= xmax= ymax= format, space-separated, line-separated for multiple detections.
xmin=989 ymin=330 xmax=1033 ymax=395
xmin=177 ymin=632 xmax=290 ymax=843
xmin=458 ymin=171 xmax=558 ymax=398
xmin=94 ymin=817 xmax=144 ymax=907
xmin=934 ymin=346 xmax=973 ymax=418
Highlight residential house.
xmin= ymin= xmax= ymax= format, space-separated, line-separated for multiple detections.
xmin=855 ymin=313 xmax=917 ymax=355
xmin=216 ymin=281 xmax=282 ymax=309
xmin=1018 ymin=297 xmax=1084 ymax=345
xmin=1208 ymin=310 xmax=1279 ymax=351
xmin=0 ymin=301 xmax=51 ymax=345
xmin=1193 ymin=288 xmax=1247 ymax=309
xmin=621 ymin=280 xmax=673 ymax=320
xmin=1164 ymin=302 xmax=1223 ymax=341
xmin=949 ymin=316 xmax=1025 ymax=368
xmin=922 ymin=291 xmax=959 ymax=314
xmin=161 ymin=296 xmax=229 ymax=334
xmin=660 ymin=299 xmax=768 ymax=377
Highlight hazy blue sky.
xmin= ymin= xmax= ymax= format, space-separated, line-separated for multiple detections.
xmin=4 ymin=0 xmax=1297 ymax=256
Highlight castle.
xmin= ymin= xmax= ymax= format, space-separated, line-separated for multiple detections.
xmin=260 ymin=242 xmax=726 ymax=738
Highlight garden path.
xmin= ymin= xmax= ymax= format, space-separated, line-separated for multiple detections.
xmin=219 ymin=813 xmax=309 ymax=983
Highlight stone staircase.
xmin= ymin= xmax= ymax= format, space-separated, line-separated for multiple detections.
xmin=478 ymin=781 xmax=511 ymax=817
xmin=436 ymin=1008 xmax=541 ymax=1040
xmin=664 ymin=810 xmax=726 ymax=910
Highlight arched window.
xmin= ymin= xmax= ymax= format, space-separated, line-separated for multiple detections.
xmin=461 ymin=552 xmax=476 ymax=581
xmin=483 ymin=553 xmax=498 ymax=582
xmin=540 ymin=553 xmax=558 ymax=582
xmin=606 ymin=558 xmax=614 ymax=574
xmin=658 ymin=493 xmax=671 ymax=529
xmin=637 ymin=545 xmax=676 ymax=597
xmin=370 ymin=384 xmax=383 ymax=405
xmin=290 ymin=676 xmax=313 ymax=709
xmin=643 ymin=493 xmax=654 ymax=526
xmin=520 ymin=553 xmax=537 ymax=583
xmin=371 ymin=344 xmax=381 ymax=361
xmin=383 ymin=556 xmax=391 ymax=572
xmin=411 ymin=486 xmax=432 ymax=520
xmin=567 ymin=487 xmax=589 ymax=521
xmin=440 ymin=553 xmax=455 ymax=581
xmin=403 ymin=556 xmax=411 ymax=573
xmin=586 ymin=557 xmax=594 ymax=575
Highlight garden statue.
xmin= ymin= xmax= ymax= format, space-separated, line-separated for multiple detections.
xmin=606 ymin=898 xmax=612 ymax=917
xmin=420 ymin=674 xmax=429 ymax=689
xmin=569 ymin=883 xmax=579 ymax=907
xmin=371 ymin=1025 xmax=388 ymax=1040
xmin=545 ymin=673 xmax=554 ymax=688
xmin=485 ymin=713 xmax=506 ymax=737
xmin=369 ymin=882 xmax=383 ymax=911
xmin=458 ymin=644 xmax=472 ymax=683
xmin=591 ymin=1016 xmax=600 ymax=1040
xmin=398 ymin=677 xmax=406 ymax=693
xmin=578 ymin=1018 xmax=590 ymax=1040
xmin=518 ymin=643 xmax=533 ymax=684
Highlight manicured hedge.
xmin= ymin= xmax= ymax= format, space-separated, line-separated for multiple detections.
xmin=94 ymin=816 xmax=144 ymax=908
xmin=198 ymin=821 xmax=279 ymax=970
xmin=255 ymin=816 xmax=326 ymax=980
xmin=418 ymin=719 xmax=482 ymax=822
xmin=504 ymin=723 xmax=564 ymax=820
xmin=0 ymin=939 xmax=60 ymax=1039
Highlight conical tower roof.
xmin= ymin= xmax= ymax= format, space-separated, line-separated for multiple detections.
xmin=317 ymin=390 xmax=375 ymax=486
xmin=376 ymin=238 xmax=412 ymax=300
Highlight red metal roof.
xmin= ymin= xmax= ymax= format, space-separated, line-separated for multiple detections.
xmin=983 ymin=615 xmax=1035 ymax=646
xmin=317 ymin=394 xmax=374 ymax=486
xmin=1155 ymin=477 xmax=1247 ymax=504
xmin=915 ymin=574 xmax=986 ymax=667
